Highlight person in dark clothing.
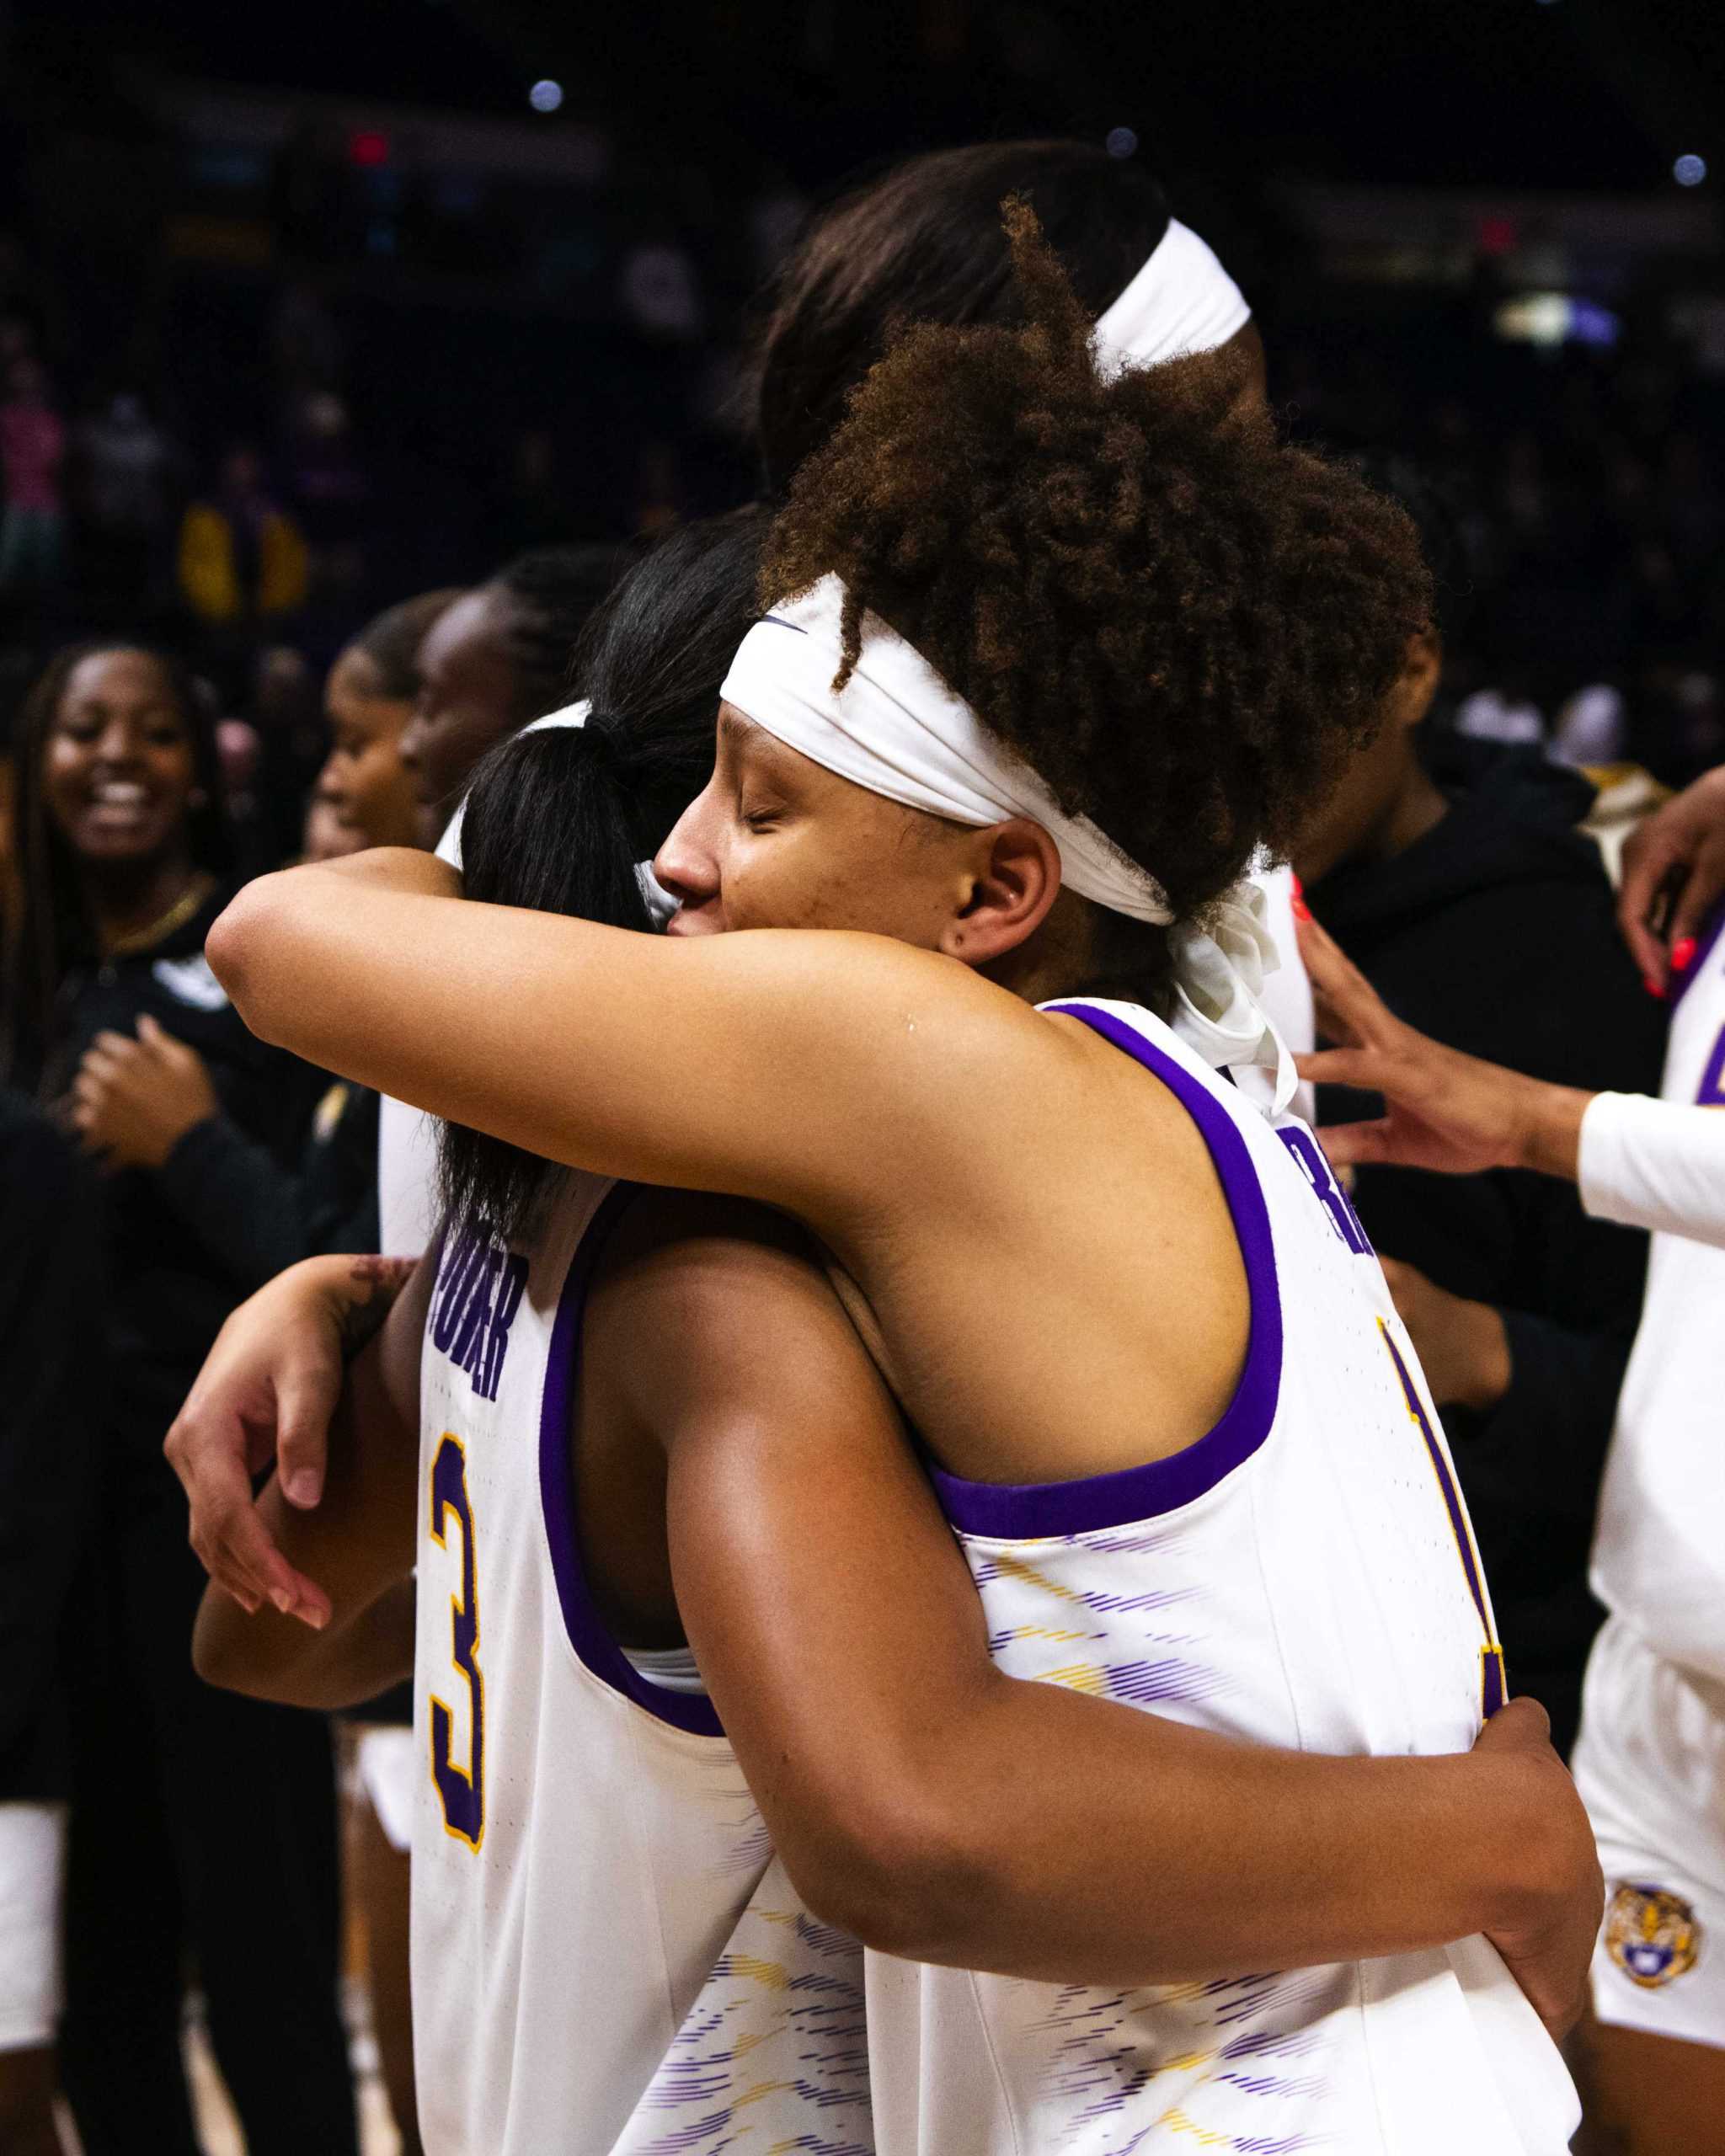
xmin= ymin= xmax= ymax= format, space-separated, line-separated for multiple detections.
xmin=1296 ymin=475 xmax=1667 ymax=1757
xmin=0 ymin=1091 xmax=99 ymax=2156
xmin=2 ymin=641 xmax=358 ymax=2155
xmin=58 ymin=595 xmax=457 ymax=2156
xmin=67 ymin=591 xmax=467 ymax=1274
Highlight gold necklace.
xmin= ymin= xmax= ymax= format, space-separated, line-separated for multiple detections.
xmin=103 ymin=871 xmax=217 ymax=958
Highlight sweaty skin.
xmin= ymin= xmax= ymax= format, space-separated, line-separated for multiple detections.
xmin=190 ymin=1199 xmax=1594 ymax=2018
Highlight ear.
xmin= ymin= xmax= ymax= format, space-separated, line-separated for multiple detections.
xmin=937 ymin=819 xmax=1063 ymax=968
xmin=1397 ymin=629 xmax=1444 ymax=731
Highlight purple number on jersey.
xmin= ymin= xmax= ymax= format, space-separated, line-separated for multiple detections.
xmin=1278 ymin=1124 xmax=1375 ymax=1255
xmin=429 ymin=1433 xmax=485 ymax=1849
xmin=1697 ymin=1025 xmax=1725 ymax=1107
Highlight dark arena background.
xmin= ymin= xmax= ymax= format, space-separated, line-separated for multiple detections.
xmin=3 ymin=2 xmax=1725 ymax=2152
xmin=3 ymin=0 xmax=1722 ymax=766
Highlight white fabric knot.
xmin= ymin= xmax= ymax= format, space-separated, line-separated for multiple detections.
xmin=1166 ymin=876 xmax=1297 ymax=1113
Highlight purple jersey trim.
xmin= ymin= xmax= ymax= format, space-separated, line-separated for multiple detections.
xmin=1669 ymin=896 xmax=1725 ymax=1017
xmin=929 ymin=1003 xmax=1282 ymax=1539
xmin=537 ymin=1182 xmax=725 ymax=1738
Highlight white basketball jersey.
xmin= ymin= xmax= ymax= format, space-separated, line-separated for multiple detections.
xmin=863 ymin=997 xmax=1578 ymax=2156
xmin=412 ymin=1176 xmax=873 ymax=2155
xmin=1591 ymin=908 xmax=1725 ymax=1682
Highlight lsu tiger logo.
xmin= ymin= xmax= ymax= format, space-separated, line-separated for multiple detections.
xmin=1605 ymin=1883 xmax=1701 ymax=1989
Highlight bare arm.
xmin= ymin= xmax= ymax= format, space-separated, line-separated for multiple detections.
xmin=612 ymin=1218 xmax=1598 ymax=2034
xmin=191 ymin=1254 xmax=433 ymax=1708
xmin=206 ymin=851 xmax=1037 ymax=1223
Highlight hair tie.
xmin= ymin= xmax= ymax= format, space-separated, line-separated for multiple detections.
xmin=578 ymin=707 xmax=629 ymax=776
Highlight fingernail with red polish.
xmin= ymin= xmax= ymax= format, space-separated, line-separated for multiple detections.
xmin=1292 ymin=895 xmax=1311 ymax=922
xmin=1671 ymin=937 xmax=1698 ymax=973
xmin=1290 ymin=872 xmax=1304 ymax=899
xmin=1643 ymin=975 xmax=1666 ymax=1000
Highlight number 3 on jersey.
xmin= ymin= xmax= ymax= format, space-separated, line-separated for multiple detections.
xmin=429 ymin=1434 xmax=485 ymax=1848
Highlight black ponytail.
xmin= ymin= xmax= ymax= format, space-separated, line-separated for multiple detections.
xmin=437 ymin=506 xmax=766 ymax=1243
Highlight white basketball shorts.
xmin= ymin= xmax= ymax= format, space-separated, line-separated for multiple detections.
xmin=1572 ymin=1614 xmax=1725 ymax=2050
xmin=355 ymin=1725 xmax=417 ymax=1854
xmin=0 ymin=1801 xmax=66 ymax=2051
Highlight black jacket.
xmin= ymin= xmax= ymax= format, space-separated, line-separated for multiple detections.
xmin=38 ymin=887 xmax=325 ymax=1452
xmin=0 ymin=1090 xmax=101 ymax=1798
xmin=156 ymin=1077 xmax=382 ymax=1278
xmin=1309 ymin=741 xmax=1668 ymax=1755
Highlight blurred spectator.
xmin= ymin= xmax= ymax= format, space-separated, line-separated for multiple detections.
xmin=245 ymin=643 xmax=328 ymax=869
xmin=1455 ymin=683 xmax=1546 ymax=745
xmin=117 ymin=588 xmax=452 ymax=2156
xmin=0 ymin=359 xmax=66 ymax=595
xmin=285 ymin=392 xmax=370 ymax=555
xmin=488 ymin=428 xmax=573 ymax=558
xmin=319 ymin=587 xmax=460 ymax=857
xmin=70 ymin=392 xmax=179 ymax=627
xmin=1 ymin=641 xmax=357 ymax=2155
xmin=1296 ymin=465 xmax=1669 ymax=1758
xmin=400 ymin=544 xmax=634 ymax=844
xmin=0 ymin=1090 xmax=99 ymax=2156
xmin=1550 ymin=683 xmax=1628 ymax=770
xmin=177 ymin=443 xmax=309 ymax=643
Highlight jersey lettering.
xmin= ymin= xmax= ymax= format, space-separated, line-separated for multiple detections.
xmin=1278 ymin=1124 xmax=1375 ymax=1255
xmin=1381 ymin=1323 xmax=1506 ymax=1719
xmin=428 ymin=1433 xmax=485 ymax=1848
xmin=431 ymin=1229 xmax=529 ymax=1402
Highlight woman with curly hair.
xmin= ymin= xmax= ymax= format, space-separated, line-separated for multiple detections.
xmin=193 ymin=210 xmax=1595 ymax=2152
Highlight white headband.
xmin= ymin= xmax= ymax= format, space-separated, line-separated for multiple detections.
xmin=722 ymin=576 xmax=1172 ymax=924
xmin=721 ymin=575 xmax=1296 ymax=1107
xmin=1093 ymin=217 xmax=1250 ymax=375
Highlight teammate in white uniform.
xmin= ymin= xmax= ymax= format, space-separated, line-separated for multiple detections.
xmin=195 ymin=209 xmax=1603 ymax=2152
xmin=862 ymin=991 xmax=1577 ymax=2154
xmin=1296 ymin=894 xmax=1725 ymax=2144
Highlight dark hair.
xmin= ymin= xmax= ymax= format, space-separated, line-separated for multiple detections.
xmin=343 ymin=588 xmax=466 ymax=701
xmin=487 ymin=545 xmax=641 ymax=728
xmin=1347 ymin=452 xmax=1473 ymax=645
xmin=439 ymin=507 xmax=766 ymax=1242
xmin=3 ymin=641 xmax=231 ymax=1088
xmin=762 ymin=200 xmax=1431 ymax=935
xmin=751 ymin=140 xmax=1172 ymax=495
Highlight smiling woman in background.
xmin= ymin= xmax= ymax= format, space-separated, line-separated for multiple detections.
xmin=308 ymin=588 xmax=463 ymax=862
xmin=0 ymin=641 xmax=360 ymax=2156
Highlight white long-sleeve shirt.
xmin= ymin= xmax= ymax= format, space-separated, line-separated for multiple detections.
xmin=1579 ymin=1089 xmax=1725 ymax=1251
xmin=1589 ymin=910 xmax=1725 ymax=1679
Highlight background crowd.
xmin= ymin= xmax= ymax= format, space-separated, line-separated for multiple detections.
xmin=2 ymin=0 xmax=1723 ymax=2150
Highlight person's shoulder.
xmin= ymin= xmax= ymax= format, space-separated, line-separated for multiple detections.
xmin=597 ymin=1187 xmax=817 ymax=1298
xmin=589 ymin=1186 xmax=856 ymax=1406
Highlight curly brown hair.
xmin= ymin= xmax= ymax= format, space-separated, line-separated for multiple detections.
xmin=760 ymin=199 xmax=1432 ymax=923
